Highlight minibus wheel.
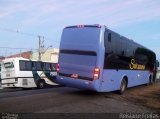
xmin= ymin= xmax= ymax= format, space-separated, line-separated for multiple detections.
xmin=37 ymin=80 xmax=46 ymax=89
xmin=119 ymin=78 xmax=127 ymax=95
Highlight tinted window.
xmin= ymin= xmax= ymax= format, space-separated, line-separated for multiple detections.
xmin=103 ymin=53 xmax=131 ymax=69
xmin=19 ymin=60 xmax=57 ymax=71
xmin=108 ymin=33 xmax=111 ymax=42
xmin=20 ymin=61 xmax=26 ymax=70
xmin=45 ymin=63 xmax=51 ymax=71
xmin=25 ymin=61 xmax=32 ymax=70
xmin=20 ymin=61 xmax=32 ymax=70
xmin=50 ymin=63 xmax=56 ymax=71
xmin=135 ymin=53 xmax=148 ymax=65
xmin=36 ymin=62 xmax=42 ymax=70
xmin=104 ymin=31 xmax=114 ymax=54
xmin=61 ymin=27 xmax=100 ymax=50
xmin=32 ymin=62 xmax=36 ymax=70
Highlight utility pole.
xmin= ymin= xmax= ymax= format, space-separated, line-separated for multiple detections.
xmin=38 ymin=36 xmax=41 ymax=61
xmin=38 ymin=36 xmax=45 ymax=61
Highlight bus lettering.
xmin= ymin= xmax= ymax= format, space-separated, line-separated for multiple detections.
xmin=129 ymin=59 xmax=145 ymax=70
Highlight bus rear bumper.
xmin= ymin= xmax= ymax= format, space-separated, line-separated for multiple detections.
xmin=1 ymin=83 xmax=18 ymax=88
xmin=56 ymin=75 xmax=101 ymax=92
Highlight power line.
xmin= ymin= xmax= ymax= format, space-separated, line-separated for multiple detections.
xmin=0 ymin=27 xmax=55 ymax=60
xmin=0 ymin=27 xmax=52 ymax=41
xmin=0 ymin=27 xmax=41 ymax=38
xmin=0 ymin=46 xmax=37 ymax=51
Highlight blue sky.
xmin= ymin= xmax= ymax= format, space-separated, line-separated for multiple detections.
xmin=0 ymin=0 xmax=160 ymax=60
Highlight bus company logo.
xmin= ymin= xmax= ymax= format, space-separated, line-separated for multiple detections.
xmin=129 ymin=59 xmax=145 ymax=70
xmin=71 ymin=74 xmax=78 ymax=79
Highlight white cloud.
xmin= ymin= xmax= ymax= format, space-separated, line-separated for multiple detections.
xmin=0 ymin=0 xmax=160 ymax=28
xmin=0 ymin=0 xmax=160 ymax=56
xmin=96 ymin=0 xmax=160 ymax=27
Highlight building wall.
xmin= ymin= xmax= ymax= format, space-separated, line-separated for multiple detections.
xmin=156 ymin=70 xmax=160 ymax=80
xmin=6 ymin=51 xmax=32 ymax=59
xmin=31 ymin=48 xmax=59 ymax=63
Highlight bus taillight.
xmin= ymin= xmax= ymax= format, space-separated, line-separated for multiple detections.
xmin=93 ymin=67 xmax=100 ymax=80
xmin=56 ymin=63 xmax=60 ymax=72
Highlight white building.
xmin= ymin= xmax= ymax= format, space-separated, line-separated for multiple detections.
xmin=156 ymin=70 xmax=160 ymax=80
xmin=31 ymin=48 xmax=59 ymax=63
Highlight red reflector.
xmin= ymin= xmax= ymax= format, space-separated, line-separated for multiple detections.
xmin=56 ymin=63 xmax=60 ymax=72
xmin=77 ymin=25 xmax=84 ymax=28
xmin=93 ymin=67 xmax=100 ymax=80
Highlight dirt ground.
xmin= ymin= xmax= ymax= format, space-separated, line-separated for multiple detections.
xmin=0 ymin=80 xmax=159 ymax=113
xmin=120 ymin=79 xmax=160 ymax=112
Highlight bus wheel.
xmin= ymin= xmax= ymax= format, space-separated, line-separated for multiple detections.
xmin=147 ymin=75 xmax=153 ymax=85
xmin=119 ymin=78 xmax=127 ymax=95
xmin=37 ymin=80 xmax=46 ymax=89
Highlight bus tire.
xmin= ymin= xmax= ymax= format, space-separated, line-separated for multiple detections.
xmin=119 ymin=78 xmax=127 ymax=95
xmin=37 ymin=80 xmax=46 ymax=89
xmin=147 ymin=75 xmax=153 ymax=85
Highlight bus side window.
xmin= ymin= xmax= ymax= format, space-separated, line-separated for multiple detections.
xmin=36 ymin=62 xmax=42 ymax=71
xmin=108 ymin=33 xmax=111 ymax=42
xmin=25 ymin=61 xmax=32 ymax=70
xmin=49 ymin=63 xmax=53 ymax=71
xmin=51 ymin=63 xmax=56 ymax=71
xmin=45 ymin=63 xmax=50 ymax=71
xmin=20 ymin=60 xmax=26 ymax=70
xmin=41 ymin=62 xmax=44 ymax=70
xmin=104 ymin=30 xmax=111 ymax=42
xmin=104 ymin=30 xmax=113 ymax=53
xmin=43 ymin=63 xmax=46 ymax=70
xmin=50 ymin=63 xmax=55 ymax=71
xmin=32 ymin=62 xmax=36 ymax=70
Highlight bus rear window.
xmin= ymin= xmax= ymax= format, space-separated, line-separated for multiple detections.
xmin=4 ymin=62 xmax=14 ymax=69
xmin=61 ymin=27 xmax=100 ymax=46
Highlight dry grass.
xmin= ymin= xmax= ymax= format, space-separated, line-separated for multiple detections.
xmin=124 ymin=81 xmax=160 ymax=112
